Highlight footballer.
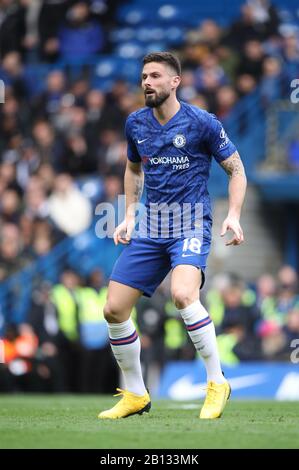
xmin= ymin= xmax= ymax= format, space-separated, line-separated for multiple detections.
xmin=98 ymin=52 xmax=247 ymax=420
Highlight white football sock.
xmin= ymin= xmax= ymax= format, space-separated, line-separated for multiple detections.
xmin=108 ymin=318 xmax=147 ymax=396
xmin=179 ymin=300 xmax=226 ymax=384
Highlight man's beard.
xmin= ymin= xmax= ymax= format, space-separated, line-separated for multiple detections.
xmin=145 ymin=90 xmax=170 ymax=108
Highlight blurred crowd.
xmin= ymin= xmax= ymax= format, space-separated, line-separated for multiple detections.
xmin=179 ymin=7 xmax=297 ymax=114
xmin=0 ymin=0 xmax=299 ymax=393
xmin=1 ymin=263 xmax=298 ymax=394
xmin=0 ymin=0 xmax=298 ymax=280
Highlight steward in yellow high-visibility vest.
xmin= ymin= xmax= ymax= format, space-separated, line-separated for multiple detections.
xmin=51 ymin=284 xmax=80 ymax=342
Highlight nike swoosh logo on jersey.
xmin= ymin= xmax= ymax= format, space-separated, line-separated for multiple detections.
xmin=137 ymin=138 xmax=148 ymax=144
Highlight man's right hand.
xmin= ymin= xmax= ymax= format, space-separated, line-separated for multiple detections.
xmin=113 ymin=217 xmax=135 ymax=245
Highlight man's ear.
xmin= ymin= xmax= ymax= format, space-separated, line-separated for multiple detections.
xmin=172 ymin=75 xmax=181 ymax=89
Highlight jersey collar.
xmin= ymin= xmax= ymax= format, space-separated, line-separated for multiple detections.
xmin=149 ymin=101 xmax=183 ymax=130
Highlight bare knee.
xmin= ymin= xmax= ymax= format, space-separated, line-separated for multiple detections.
xmin=171 ymin=288 xmax=198 ymax=310
xmin=103 ymin=300 xmax=129 ymax=323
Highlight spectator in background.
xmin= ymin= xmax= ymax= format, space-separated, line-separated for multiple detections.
xmin=15 ymin=139 xmax=40 ymax=190
xmin=20 ymin=0 xmax=43 ymax=57
xmin=283 ymin=305 xmax=299 ymax=345
xmin=63 ymin=132 xmax=92 ymax=175
xmin=275 ymin=265 xmax=299 ymax=319
xmin=58 ymin=104 xmax=97 ymax=175
xmin=32 ymin=120 xmax=64 ymax=170
xmin=255 ymin=272 xmax=278 ymax=320
xmin=259 ymin=319 xmax=287 ymax=360
xmin=38 ymin=0 xmax=69 ymax=62
xmin=76 ymin=269 xmax=118 ymax=393
xmin=0 ymin=223 xmax=32 ymax=280
xmin=237 ymin=40 xmax=265 ymax=81
xmin=0 ymin=0 xmax=25 ymax=58
xmin=224 ymin=1 xmax=280 ymax=51
xmin=236 ymin=73 xmax=257 ymax=97
xmin=49 ymin=267 xmax=118 ymax=393
xmin=117 ymin=91 xmax=140 ymax=118
xmin=215 ymin=85 xmax=238 ymax=119
xmin=190 ymin=94 xmax=209 ymax=111
xmin=106 ymin=79 xmax=130 ymax=111
xmin=85 ymin=89 xmax=122 ymax=163
xmin=195 ymin=53 xmax=227 ymax=92
xmin=256 ymin=266 xmax=299 ymax=348
xmin=97 ymin=129 xmax=125 ymax=175
xmin=0 ymin=93 xmax=28 ymax=145
xmin=180 ymin=43 xmax=205 ymax=70
xmin=1 ymin=51 xmax=27 ymax=100
xmin=32 ymin=229 xmax=52 ymax=257
xmin=33 ymin=69 xmax=66 ymax=119
xmin=36 ymin=162 xmax=56 ymax=192
xmin=217 ymin=277 xmax=263 ymax=364
xmin=19 ymin=214 xmax=34 ymax=252
xmin=51 ymin=268 xmax=83 ymax=392
xmin=248 ymin=0 xmax=280 ymax=38
xmin=219 ymin=278 xmax=262 ymax=336
xmin=32 ymin=219 xmax=62 ymax=282
xmin=194 ymin=53 xmax=228 ymax=112
xmin=278 ymin=265 xmax=298 ymax=288
xmin=186 ymin=19 xmax=222 ymax=49
xmin=259 ymin=303 xmax=299 ymax=361
xmin=98 ymin=172 xmax=124 ymax=239
xmin=102 ymin=172 xmax=123 ymax=205
xmin=70 ymin=78 xmax=90 ymax=108
xmin=27 ymin=281 xmax=66 ymax=392
xmin=58 ymin=1 xmax=104 ymax=61
xmin=47 ymin=173 xmax=92 ymax=236
xmin=0 ymin=187 xmax=21 ymax=223
xmin=67 ymin=105 xmax=87 ymax=135
xmin=85 ymin=89 xmax=122 ymax=131
xmin=24 ymin=175 xmax=48 ymax=219
xmin=177 ymin=70 xmax=198 ymax=102
xmin=215 ymin=45 xmax=239 ymax=84
xmin=85 ymin=89 xmax=105 ymax=128
xmin=281 ymin=31 xmax=299 ymax=82
xmin=0 ymin=223 xmax=36 ymax=330
xmin=0 ymin=160 xmax=23 ymax=197
xmin=260 ymin=56 xmax=285 ymax=106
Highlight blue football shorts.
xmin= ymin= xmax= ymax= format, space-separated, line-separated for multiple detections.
xmin=110 ymin=236 xmax=211 ymax=297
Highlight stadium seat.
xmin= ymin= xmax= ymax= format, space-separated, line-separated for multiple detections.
xmin=117 ymin=6 xmax=151 ymax=25
xmin=92 ymin=56 xmax=140 ymax=85
xmin=110 ymin=27 xmax=135 ymax=43
xmin=115 ymin=42 xmax=145 ymax=59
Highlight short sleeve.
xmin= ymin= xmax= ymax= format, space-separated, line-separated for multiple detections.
xmin=206 ymin=114 xmax=237 ymax=164
xmin=125 ymin=116 xmax=141 ymax=163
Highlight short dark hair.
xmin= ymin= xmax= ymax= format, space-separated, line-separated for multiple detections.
xmin=142 ymin=52 xmax=181 ymax=76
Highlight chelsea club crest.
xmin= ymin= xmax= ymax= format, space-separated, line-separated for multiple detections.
xmin=173 ymin=134 xmax=186 ymax=148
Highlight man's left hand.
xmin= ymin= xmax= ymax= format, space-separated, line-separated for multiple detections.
xmin=221 ymin=216 xmax=244 ymax=246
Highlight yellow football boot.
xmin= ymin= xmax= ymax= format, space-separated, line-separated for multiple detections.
xmin=199 ymin=380 xmax=231 ymax=419
xmin=98 ymin=388 xmax=151 ymax=419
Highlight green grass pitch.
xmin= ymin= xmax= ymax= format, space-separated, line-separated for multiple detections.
xmin=0 ymin=395 xmax=298 ymax=449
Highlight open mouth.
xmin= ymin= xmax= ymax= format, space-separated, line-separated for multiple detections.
xmin=145 ymin=90 xmax=155 ymax=96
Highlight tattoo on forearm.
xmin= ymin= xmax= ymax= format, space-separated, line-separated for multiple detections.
xmin=220 ymin=151 xmax=245 ymax=178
